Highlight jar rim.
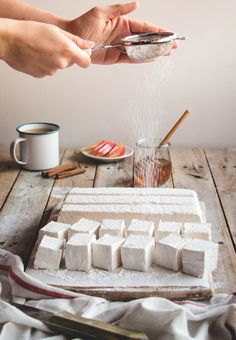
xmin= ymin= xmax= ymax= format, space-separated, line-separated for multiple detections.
xmin=136 ymin=138 xmax=169 ymax=149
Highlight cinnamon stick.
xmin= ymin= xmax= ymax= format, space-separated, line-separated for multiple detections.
xmin=56 ymin=168 xmax=86 ymax=179
xmin=42 ymin=163 xmax=77 ymax=178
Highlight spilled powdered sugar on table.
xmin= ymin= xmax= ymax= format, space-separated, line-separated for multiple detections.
xmin=26 ymin=261 xmax=211 ymax=289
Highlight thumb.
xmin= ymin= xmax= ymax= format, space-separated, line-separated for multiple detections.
xmin=63 ymin=31 xmax=94 ymax=50
xmin=104 ymin=2 xmax=139 ymax=19
xmin=63 ymin=31 xmax=93 ymax=68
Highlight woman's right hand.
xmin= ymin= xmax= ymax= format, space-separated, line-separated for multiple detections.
xmin=0 ymin=19 xmax=94 ymax=77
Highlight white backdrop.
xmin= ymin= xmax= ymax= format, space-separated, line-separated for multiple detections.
xmin=0 ymin=0 xmax=235 ymax=149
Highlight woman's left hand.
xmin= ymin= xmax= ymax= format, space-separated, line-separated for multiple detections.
xmin=66 ymin=2 xmax=177 ymax=64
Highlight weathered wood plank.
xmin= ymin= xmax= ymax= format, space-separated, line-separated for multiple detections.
xmin=94 ymin=156 xmax=134 ymax=188
xmin=0 ymin=149 xmax=20 ymax=210
xmin=25 ymin=150 xmax=97 ymax=266
xmin=0 ymin=168 xmax=56 ymax=264
xmin=170 ymin=147 xmax=236 ymax=294
xmin=94 ymin=154 xmax=173 ymax=189
xmin=205 ymin=148 xmax=236 ymax=247
xmin=56 ymin=285 xmax=212 ymax=301
xmin=38 ymin=149 xmax=97 ymax=234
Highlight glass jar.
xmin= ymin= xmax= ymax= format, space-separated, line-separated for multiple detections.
xmin=134 ymin=138 xmax=171 ymax=187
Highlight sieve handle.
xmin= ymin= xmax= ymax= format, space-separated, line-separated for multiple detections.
xmin=175 ymin=37 xmax=187 ymax=40
xmin=93 ymin=43 xmax=123 ymax=50
xmin=93 ymin=36 xmax=187 ymax=51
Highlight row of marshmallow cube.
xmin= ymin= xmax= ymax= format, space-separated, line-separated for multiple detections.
xmin=34 ymin=232 xmax=218 ymax=278
xmin=39 ymin=218 xmax=212 ymax=242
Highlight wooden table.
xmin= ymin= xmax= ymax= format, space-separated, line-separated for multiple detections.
xmin=0 ymin=147 xmax=235 ymax=296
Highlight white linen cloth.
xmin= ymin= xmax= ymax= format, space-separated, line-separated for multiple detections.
xmin=0 ymin=249 xmax=235 ymax=340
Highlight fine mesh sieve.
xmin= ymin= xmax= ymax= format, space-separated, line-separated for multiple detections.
xmin=94 ymin=32 xmax=186 ymax=62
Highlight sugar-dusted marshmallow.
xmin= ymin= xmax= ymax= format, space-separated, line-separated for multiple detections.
xmin=182 ymin=239 xmax=218 ymax=277
xmin=126 ymin=219 xmax=154 ymax=237
xmin=65 ymin=234 xmax=95 ymax=272
xmin=39 ymin=221 xmax=70 ymax=240
xmin=99 ymin=219 xmax=125 ymax=238
xmin=155 ymin=221 xmax=182 ymax=240
xmin=68 ymin=218 xmax=100 ymax=240
xmin=183 ymin=223 xmax=212 ymax=241
xmin=121 ymin=235 xmax=155 ymax=272
xmin=92 ymin=235 xmax=124 ymax=271
xmin=155 ymin=234 xmax=191 ymax=271
xmin=34 ymin=235 xmax=64 ymax=270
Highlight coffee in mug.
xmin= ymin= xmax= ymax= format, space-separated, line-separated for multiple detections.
xmin=10 ymin=122 xmax=60 ymax=171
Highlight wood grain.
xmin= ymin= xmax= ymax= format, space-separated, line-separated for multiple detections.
xmin=38 ymin=149 xmax=97 ymax=241
xmin=94 ymin=156 xmax=133 ymax=188
xmin=53 ymin=285 xmax=212 ymax=301
xmin=0 ymin=167 xmax=55 ymax=263
xmin=0 ymin=149 xmax=20 ymax=211
xmin=0 ymin=150 xmax=64 ymax=264
xmin=170 ymin=147 xmax=236 ymax=294
xmin=205 ymin=148 xmax=236 ymax=247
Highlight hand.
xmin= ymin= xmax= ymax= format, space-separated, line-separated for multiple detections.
xmin=67 ymin=2 xmax=177 ymax=64
xmin=0 ymin=19 xmax=94 ymax=77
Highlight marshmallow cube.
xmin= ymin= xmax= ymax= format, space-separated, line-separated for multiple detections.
xmin=182 ymin=239 xmax=218 ymax=277
xmin=126 ymin=219 xmax=154 ymax=237
xmin=155 ymin=221 xmax=182 ymax=240
xmin=155 ymin=234 xmax=191 ymax=271
xmin=65 ymin=234 xmax=95 ymax=272
xmin=99 ymin=219 xmax=125 ymax=238
xmin=68 ymin=218 xmax=100 ymax=240
xmin=39 ymin=221 xmax=70 ymax=240
xmin=92 ymin=235 xmax=124 ymax=271
xmin=183 ymin=223 xmax=212 ymax=241
xmin=34 ymin=235 xmax=64 ymax=270
xmin=121 ymin=235 xmax=155 ymax=272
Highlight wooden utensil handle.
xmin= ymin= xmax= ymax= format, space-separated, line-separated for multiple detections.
xmin=53 ymin=312 xmax=148 ymax=340
xmin=159 ymin=109 xmax=190 ymax=147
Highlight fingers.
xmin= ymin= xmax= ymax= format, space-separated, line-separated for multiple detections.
xmin=67 ymin=44 xmax=92 ymax=68
xmin=129 ymin=18 xmax=165 ymax=34
xmin=63 ymin=31 xmax=94 ymax=68
xmin=64 ymin=31 xmax=94 ymax=49
xmin=172 ymin=40 xmax=178 ymax=49
xmin=102 ymin=2 xmax=139 ymax=19
xmin=128 ymin=19 xmax=178 ymax=53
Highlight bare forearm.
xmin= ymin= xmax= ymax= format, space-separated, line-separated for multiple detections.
xmin=0 ymin=0 xmax=68 ymax=29
xmin=0 ymin=17 xmax=93 ymax=77
xmin=0 ymin=18 xmax=7 ymax=59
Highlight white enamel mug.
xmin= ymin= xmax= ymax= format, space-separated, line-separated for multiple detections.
xmin=10 ymin=122 xmax=60 ymax=171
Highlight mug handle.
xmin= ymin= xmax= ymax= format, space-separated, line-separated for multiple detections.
xmin=10 ymin=137 xmax=27 ymax=165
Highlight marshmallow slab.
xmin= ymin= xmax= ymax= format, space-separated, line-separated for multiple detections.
xmin=34 ymin=235 xmax=64 ymax=270
xmin=39 ymin=221 xmax=70 ymax=240
xmin=182 ymin=239 xmax=218 ymax=277
xmin=155 ymin=221 xmax=182 ymax=240
xmin=65 ymin=194 xmax=197 ymax=206
xmin=183 ymin=223 xmax=212 ymax=241
xmin=65 ymin=234 xmax=95 ymax=271
xmin=60 ymin=203 xmax=203 ymax=226
xmin=121 ymin=235 xmax=154 ymax=272
xmin=92 ymin=235 xmax=124 ymax=271
xmin=68 ymin=218 xmax=100 ymax=240
xmin=59 ymin=188 xmax=203 ymax=226
xmin=155 ymin=234 xmax=191 ymax=271
xmin=69 ymin=187 xmax=198 ymax=197
xmin=126 ymin=219 xmax=154 ymax=237
xmin=99 ymin=219 xmax=125 ymax=238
